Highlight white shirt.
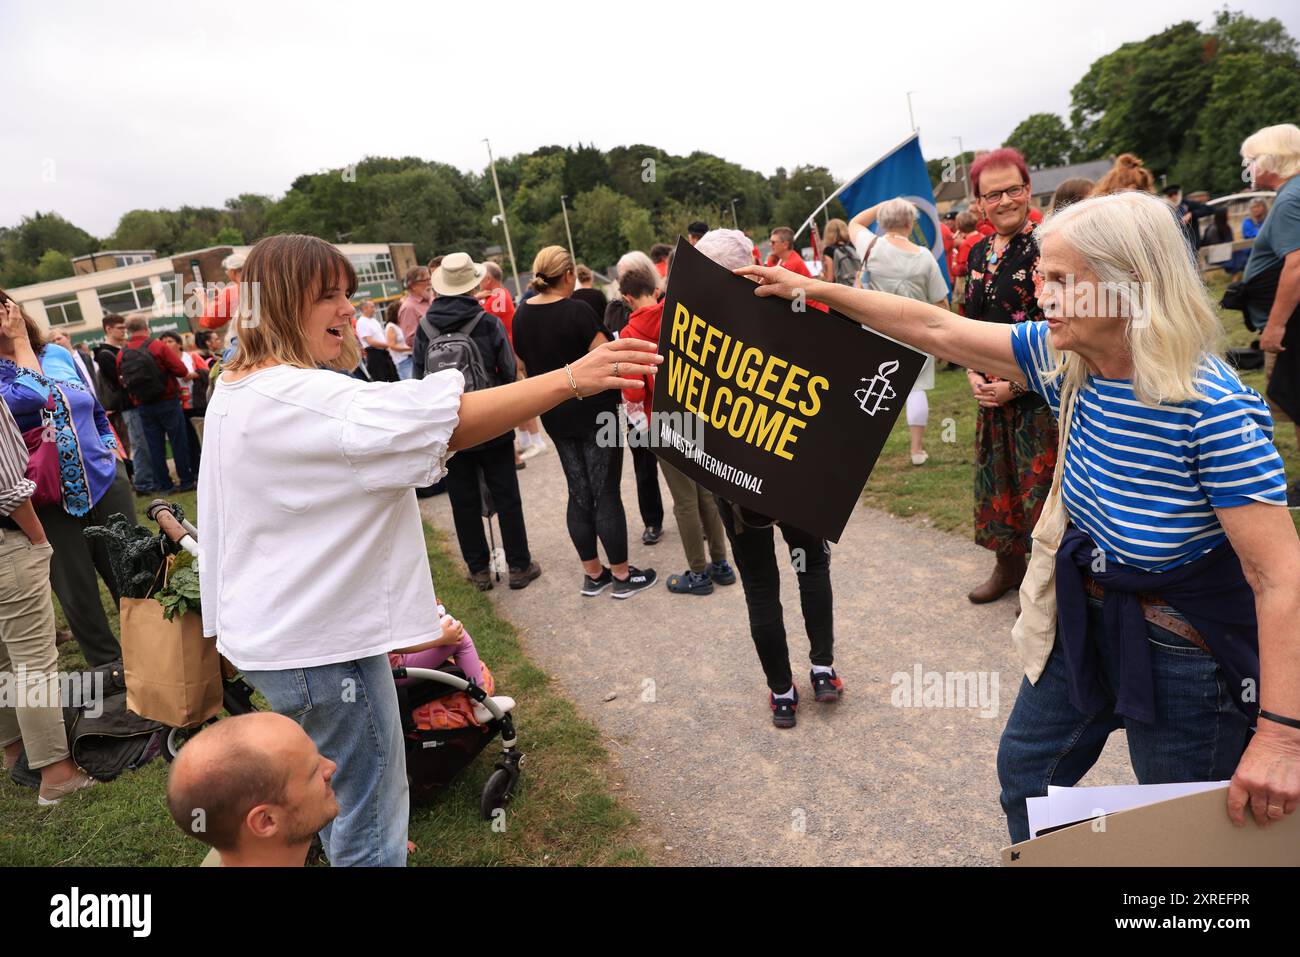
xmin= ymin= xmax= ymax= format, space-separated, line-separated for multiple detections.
xmin=198 ymin=365 xmax=464 ymax=670
xmin=355 ymin=314 xmax=385 ymax=348
xmin=386 ymin=321 xmax=408 ymax=363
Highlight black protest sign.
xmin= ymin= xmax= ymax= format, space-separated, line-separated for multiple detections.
xmin=649 ymin=238 xmax=925 ymax=542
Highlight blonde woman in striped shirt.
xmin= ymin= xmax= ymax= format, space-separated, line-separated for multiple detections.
xmin=739 ymin=190 xmax=1300 ymax=843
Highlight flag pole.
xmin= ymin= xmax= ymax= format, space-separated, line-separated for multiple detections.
xmin=793 ymin=131 xmax=921 ymax=241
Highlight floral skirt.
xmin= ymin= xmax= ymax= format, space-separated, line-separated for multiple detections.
xmin=974 ymin=396 xmax=1058 ymax=556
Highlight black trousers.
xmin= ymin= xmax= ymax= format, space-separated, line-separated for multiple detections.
xmin=553 ymin=436 xmax=628 ymax=566
xmin=40 ymin=462 xmax=137 ymax=667
xmin=629 ymin=432 xmax=664 ymax=530
xmin=364 ymin=347 xmax=400 ymax=383
xmin=717 ymin=498 xmax=834 ymax=693
xmin=443 ymin=441 xmax=531 ymax=574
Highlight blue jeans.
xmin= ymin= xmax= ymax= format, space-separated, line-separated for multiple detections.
xmin=137 ymin=397 xmax=194 ymax=488
xmin=997 ymin=597 xmax=1250 ymax=844
xmin=396 ymin=355 xmax=414 ymax=380
xmin=242 ymin=654 xmax=409 ymax=866
xmin=121 ymin=407 xmax=156 ymax=491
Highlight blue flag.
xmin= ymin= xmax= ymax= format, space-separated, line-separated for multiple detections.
xmin=827 ymin=133 xmax=951 ymax=291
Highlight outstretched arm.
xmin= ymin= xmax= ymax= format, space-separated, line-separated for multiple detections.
xmin=734 ymin=265 xmax=1024 ymax=382
xmin=450 ymin=337 xmax=661 ymax=450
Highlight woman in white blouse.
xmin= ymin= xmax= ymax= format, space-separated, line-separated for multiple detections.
xmin=198 ymin=234 xmax=659 ymax=867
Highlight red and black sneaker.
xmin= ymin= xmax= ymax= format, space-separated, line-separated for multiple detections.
xmin=770 ymin=685 xmax=798 ymax=728
xmin=810 ymin=668 xmax=844 ymax=703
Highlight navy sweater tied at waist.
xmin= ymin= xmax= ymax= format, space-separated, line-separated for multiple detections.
xmin=1055 ymin=526 xmax=1259 ymax=725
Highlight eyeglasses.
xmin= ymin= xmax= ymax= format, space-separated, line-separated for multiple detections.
xmin=980 ymin=184 xmax=1028 ymax=204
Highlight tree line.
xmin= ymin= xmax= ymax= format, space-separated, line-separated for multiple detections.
xmin=2 ymin=9 xmax=1294 ymax=291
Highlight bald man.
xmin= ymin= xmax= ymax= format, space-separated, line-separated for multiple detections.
xmin=166 ymin=713 xmax=338 ymax=867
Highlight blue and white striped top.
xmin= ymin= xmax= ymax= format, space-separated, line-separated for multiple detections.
xmin=1010 ymin=320 xmax=1287 ymax=572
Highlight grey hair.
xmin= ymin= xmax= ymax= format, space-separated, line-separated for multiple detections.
xmin=694 ymin=229 xmax=754 ymax=271
xmin=484 ymin=261 xmax=503 ymax=282
xmin=617 ymin=250 xmax=658 ymax=282
xmin=878 ymin=199 xmax=917 ymax=233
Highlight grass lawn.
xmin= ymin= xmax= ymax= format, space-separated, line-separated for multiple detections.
xmin=861 ymin=273 xmax=1300 ymax=535
xmin=0 ymin=491 xmax=648 ymax=866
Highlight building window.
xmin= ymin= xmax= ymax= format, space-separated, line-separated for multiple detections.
xmin=113 ymin=254 xmax=153 ymax=267
xmin=97 ymin=278 xmax=156 ymax=315
xmin=349 ymin=252 xmax=396 ymax=285
xmin=44 ymin=293 xmax=84 ymax=327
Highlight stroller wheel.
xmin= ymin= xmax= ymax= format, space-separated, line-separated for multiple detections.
xmin=480 ymin=767 xmax=516 ymax=820
xmin=161 ymin=718 xmax=218 ymax=763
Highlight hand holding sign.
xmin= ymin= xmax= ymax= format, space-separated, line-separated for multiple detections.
xmin=571 ymin=336 xmax=662 ymax=396
xmin=734 ymin=264 xmax=818 ymax=302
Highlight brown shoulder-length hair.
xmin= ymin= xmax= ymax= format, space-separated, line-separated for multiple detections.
xmin=0 ymin=288 xmax=48 ymax=352
xmin=225 ymin=234 xmax=359 ymax=373
xmin=1049 ymin=177 xmax=1094 ymax=213
xmin=822 ymin=218 xmax=851 ymax=246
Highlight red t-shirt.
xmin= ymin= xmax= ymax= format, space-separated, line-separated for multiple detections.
xmin=779 ymin=251 xmax=812 ymax=278
xmin=940 ymin=224 xmax=956 ymax=276
xmin=480 ymin=285 xmax=516 ymax=343
xmin=200 ymin=284 xmax=240 ymax=330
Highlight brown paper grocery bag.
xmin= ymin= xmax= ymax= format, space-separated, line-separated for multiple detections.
xmin=120 ymin=600 xmax=223 ymax=727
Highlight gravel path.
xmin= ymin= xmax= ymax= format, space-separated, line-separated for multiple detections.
xmin=419 ymin=444 xmax=1135 ymax=865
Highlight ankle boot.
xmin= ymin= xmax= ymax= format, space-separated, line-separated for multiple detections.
xmin=968 ymin=552 xmax=1026 ymax=604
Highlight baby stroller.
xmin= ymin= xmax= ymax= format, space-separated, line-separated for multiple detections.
xmin=146 ymin=501 xmax=524 ymax=820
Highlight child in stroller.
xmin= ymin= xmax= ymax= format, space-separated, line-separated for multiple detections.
xmin=389 ymin=601 xmax=523 ymax=816
xmin=388 ymin=603 xmax=514 ymax=728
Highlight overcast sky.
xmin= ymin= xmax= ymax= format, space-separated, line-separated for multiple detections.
xmin=3 ymin=0 xmax=1297 ymax=237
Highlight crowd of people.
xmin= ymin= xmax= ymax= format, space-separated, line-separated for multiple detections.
xmin=2 ymin=123 xmax=1299 ymax=867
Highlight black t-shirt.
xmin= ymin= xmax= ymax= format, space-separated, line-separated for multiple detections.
xmin=512 ymin=297 xmax=617 ymax=439
xmin=572 ymin=287 xmax=608 ymax=322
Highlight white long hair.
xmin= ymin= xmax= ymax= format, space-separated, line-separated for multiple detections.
xmin=1035 ymin=190 xmax=1224 ymax=406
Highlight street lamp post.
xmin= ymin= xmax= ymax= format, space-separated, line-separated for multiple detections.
xmin=560 ymin=194 xmax=577 ymax=268
xmin=484 ymin=137 xmax=522 ymax=299
xmin=730 ymin=198 xmax=740 ymax=229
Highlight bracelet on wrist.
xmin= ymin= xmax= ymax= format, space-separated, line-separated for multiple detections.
xmin=1259 ymin=709 xmax=1300 ymax=731
xmin=563 ymin=363 xmax=582 ymax=400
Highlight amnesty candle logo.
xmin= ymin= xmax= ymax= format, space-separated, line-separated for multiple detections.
xmin=854 ymin=360 xmax=900 ymax=417
xmin=652 ymin=239 xmax=924 ymax=542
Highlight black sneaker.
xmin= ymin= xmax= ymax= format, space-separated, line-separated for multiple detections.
xmin=642 ymin=526 xmax=662 ymax=545
xmin=770 ymin=686 xmax=798 ymax=728
xmin=509 ymin=561 xmax=542 ymax=590
xmin=810 ymin=668 xmax=844 ymax=703
xmin=705 ymin=559 xmax=736 ymax=586
xmin=1288 ymin=483 xmax=1300 ymax=510
xmin=581 ymin=566 xmax=612 ymax=597
xmin=612 ymin=565 xmax=657 ymax=599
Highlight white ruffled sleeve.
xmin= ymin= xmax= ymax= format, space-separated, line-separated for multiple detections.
xmin=340 ymin=369 xmax=464 ymax=494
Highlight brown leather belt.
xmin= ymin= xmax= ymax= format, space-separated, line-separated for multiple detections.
xmin=1082 ymin=577 xmax=1210 ymax=653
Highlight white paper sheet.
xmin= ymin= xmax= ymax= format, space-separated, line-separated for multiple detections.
xmin=1026 ymin=781 xmax=1231 ymax=837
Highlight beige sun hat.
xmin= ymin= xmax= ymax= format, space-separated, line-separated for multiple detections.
xmin=432 ymin=252 xmax=487 ymax=297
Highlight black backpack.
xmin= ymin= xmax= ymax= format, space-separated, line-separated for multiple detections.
xmin=420 ymin=312 xmax=494 ymax=391
xmin=94 ymin=345 xmax=130 ymax=412
xmin=118 ymin=339 xmax=169 ymax=404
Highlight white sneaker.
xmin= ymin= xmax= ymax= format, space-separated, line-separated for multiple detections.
xmin=910 ymin=451 xmax=929 ymax=466
xmin=519 ymin=443 xmax=544 ymax=461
